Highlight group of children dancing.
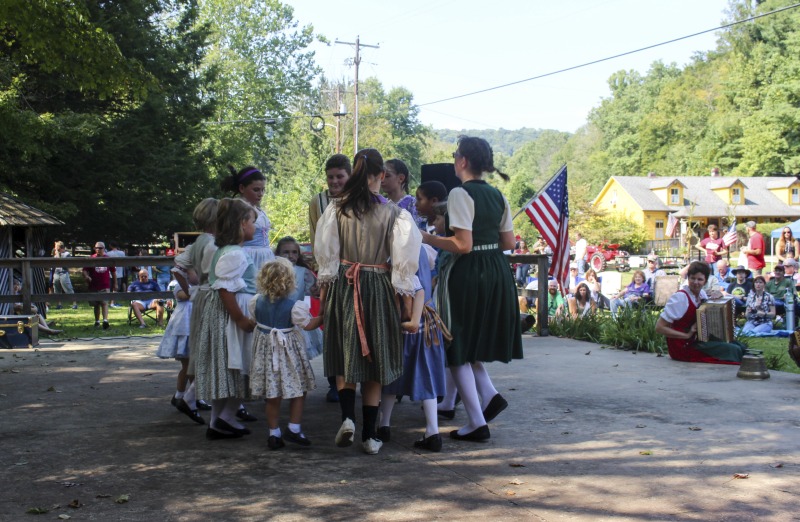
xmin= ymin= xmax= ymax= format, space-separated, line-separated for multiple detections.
xmin=156 ymin=137 xmax=523 ymax=455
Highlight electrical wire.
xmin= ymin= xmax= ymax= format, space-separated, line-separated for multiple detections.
xmin=418 ymin=2 xmax=800 ymax=107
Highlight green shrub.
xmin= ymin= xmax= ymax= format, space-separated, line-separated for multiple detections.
xmin=548 ymin=312 xmax=604 ymax=342
xmin=599 ymin=304 xmax=666 ymax=354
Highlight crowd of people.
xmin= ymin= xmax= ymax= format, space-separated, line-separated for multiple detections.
xmin=151 ymin=136 xmax=522 ymax=455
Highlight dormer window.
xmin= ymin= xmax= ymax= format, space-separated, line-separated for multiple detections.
xmin=670 ymin=187 xmax=680 ymax=205
xmin=732 ymin=187 xmax=741 ymax=204
xmin=793 ymin=188 xmax=799 ymax=205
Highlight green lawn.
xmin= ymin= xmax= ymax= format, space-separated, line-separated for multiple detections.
xmin=41 ymin=303 xmax=166 ymax=340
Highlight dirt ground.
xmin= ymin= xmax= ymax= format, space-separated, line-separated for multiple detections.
xmin=2 ymin=334 xmax=799 ymax=521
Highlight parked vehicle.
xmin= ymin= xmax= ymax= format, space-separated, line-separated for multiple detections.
xmin=585 ymin=242 xmax=630 ymax=272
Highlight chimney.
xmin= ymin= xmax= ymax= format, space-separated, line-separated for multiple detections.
xmin=647 ymin=171 xmax=656 ymax=178
xmin=710 ymin=167 xmax=720 ymax=177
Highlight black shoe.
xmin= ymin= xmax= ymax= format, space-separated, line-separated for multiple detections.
xmin=267 ymin=435 xmax=285 ymax=450
xmin=283 ymin=429 xmax=312 ymax=446
xmin=206 ymin=427 xmax=243 ymax=440
xmin=326 ymin=387 xmax=339 ymax=403
xmin=170 ymin=396 xmax=179 ymax=408
xmin=437 ymin=409 xmax=455 ymax=420
xmin=376 ymin=426 xmax=391 ymax=443
xmin=414 ymin=433 xmax=443 ymax=452
xmin=214 ymin=418 xmax=251 ymax=435
xmin=102 ymin=320 xmax=110 ymax=330
xmin=196 ymin=399 xmax=212 ymax=411
xmin=236 ymin=407 xmax=258 ymax=422
xmin=449 ymin=425 xmax=490 ymax=442
xmin=94 ymin=321 xmax=100 ymax=328
xmin=482 ymin=394 xmax=508 ymax=423
xmin=455 ymin=393 xmax=462 ymax=406
xmin=175 ymin=399 xmax=205 ymax=425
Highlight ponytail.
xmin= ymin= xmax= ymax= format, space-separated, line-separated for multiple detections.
xmin=338 ymin=149 xmax=384 ymax=219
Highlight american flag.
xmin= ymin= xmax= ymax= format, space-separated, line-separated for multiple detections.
xmin=666 ymin=213 xmax=679 ymax=238
xmin=524 ymin=165 xmax=569 ymax=292
xmin=722 ymin=218 xmax=737 ymax=247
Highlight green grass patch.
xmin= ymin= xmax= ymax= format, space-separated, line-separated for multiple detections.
xmin=41 ymin=303 xmax=166 ymax=340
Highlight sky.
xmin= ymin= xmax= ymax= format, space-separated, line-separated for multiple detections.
xmin=288 ymin=0 xmax=733 ymax=133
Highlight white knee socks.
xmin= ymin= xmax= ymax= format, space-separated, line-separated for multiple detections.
xmin=379 ymin=393 xmax=396 ymax=427
xmin=422 ymin=398 xmax=439 ymax=437
xmin=471 ymin=362 xmax=498 ymax=406
xmin=449 ymin=363 xmax=486 ymax=434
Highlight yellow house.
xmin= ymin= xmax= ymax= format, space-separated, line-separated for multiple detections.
xmin=593 ymin=174 xmax=800 ymax=239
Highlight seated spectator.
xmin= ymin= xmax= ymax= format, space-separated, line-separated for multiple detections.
xmin=568 ymin=282 xmax=596 ymax=318
xmin=610 ymin=270 xmax=650 ymax=318
xmin=642 ymin=254 xmax=666 ymax=288
xmin=784 ymin=258 xmax=800 ymax=290
xmin=655 ymin=261 xmax=745 ymax=364
xmin=765 ymin=263 xmax=797 ymax=326
xmin=714 ymin=259 xmax=734 ymax=286
xmin=582 ymin=269 xmax=610 ymax=311
xmin=547 ymin=279 xmax=565 ymax=318
xmin=680 ymin=262 xmax=723 ymax=299
xmin=12 ymin=280 xmax=62 ymax=335
xmin=725 ymin=265 xmax=753 ymax=316
xmin=743 ymin=276 xmax=776 ymax=334
xmin=567 ymin=262 xmax=584 ymax=295
xmin=128 ymin=269 xmax=165 ymax=328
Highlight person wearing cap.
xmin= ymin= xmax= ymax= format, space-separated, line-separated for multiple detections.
xmin=656 ymin=261 xmax=745 ymax=365
xmin=567 ymin=262 xmax=584 ymax=295
xmin=765 ymin=263 xmax=797 ymax=327
xmin=742 ymin=221 xmax=765 ymax=275
xmin=724 ymin=265 xmax=753 ymax=316
xmin=696 ymin=224 xmax=728 ymax=276
xmin=642 ymin=254 xmax=666 ymax=288
xmin=546 ymin=279 xmax=565 ymax=318
xmin=82 ymin=242 xmax=115 ymax=329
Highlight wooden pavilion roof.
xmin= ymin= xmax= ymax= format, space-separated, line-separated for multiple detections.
xmin=0 ymin=193 xmax=63 ymax=227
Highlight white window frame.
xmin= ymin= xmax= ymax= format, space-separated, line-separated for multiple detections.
xmin=655 ymin=220 xmax=665 ymax=240
xmin=732 ymin=187 xmax=741 ymax=204
xmin=792 ymin=188 xmax=799 ymax=204
xmin=670 ymin=187 xmax=680 ymax=205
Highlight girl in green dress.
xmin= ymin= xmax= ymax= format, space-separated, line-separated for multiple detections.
xmin=422 ymin=136 xmax=523 ymax=442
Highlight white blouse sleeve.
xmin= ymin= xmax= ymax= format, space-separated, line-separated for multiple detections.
xmin=447 ymin=187 xmax=474 ymax=231
xmin=500 ymin=195 xmax=513 ymax=233
xmin=247 ymin=294 xmax=258 ymax=318
xmin=391 ymin=209 xmax=423 ymax=296
xmin=172 ymin=245 xmax=192 ymax=276
xmin=660 ymin=291 xmax=689 ymax=323
xmin=291 ymin=300 xmax=313 ymax=328
xmin=315 ymin=203 xmax=341 ymax=284
xmin=211 ymin=249 xmax=248 ymax=292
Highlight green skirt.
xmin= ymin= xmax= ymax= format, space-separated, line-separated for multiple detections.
xmin=443 ymin=249 xmax=523 ymax=366
xmin=323 ymin=264 xmax=403 ymax=384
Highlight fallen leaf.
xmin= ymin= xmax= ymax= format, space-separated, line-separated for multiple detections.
xmin=505 ymin=491 xmax=516 ymax=496
xmin=561 ymin=431 xmax=571 ymax=435
xmin=61 ymin=482 xmax=82 ymax=488
xmin=95 ymin=494 xmax=111 ymax=499
xmin=563 ymin=409 xmax=572 ymax=413
xmin=585 ymin=350 xmax=591 ymax=355
xmin=10 ymin=369 xmax=19 ymax=373
xmin=688 ymin=426 xmax=702 ymax=431
xmin=47 ymin=386 xmax=57 ymax=392
xmin=509 ymin=463 xmax=526 ymax=468
xmin=58 ymin=514 xmax=71 ymax=520
xmin=733 ymin=473 xmax=749 ymax=479
xmin=639 ymin=450 xmax=652 ymax=455
xmin=68 ymin=499 xmax=82 ymax=509
xmin=635 ymin=424 xmax=647 ymax=428
xmin=339 ymin=480 xmax=347 ymax=484
xmin=612 ymin=364 xmax=619 ymax=367
xmin=508 ymin=479 xmax=525 ymax=485
xmin=770 ymin=463 xmax=783 ymax=468
xmin=114 ymin=494 xmax=130 ymax=504
xmin=27 ymin=507 xmax=49 ymax=514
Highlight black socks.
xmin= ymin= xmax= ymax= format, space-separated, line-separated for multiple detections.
xmin=362 ymin=405 xmax=378 ymax=442
xmin=339 ymin=388 xmax=356 ymax=422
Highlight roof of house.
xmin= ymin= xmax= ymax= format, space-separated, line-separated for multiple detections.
xmin=598 ymin=176 xmax=800 ymax=219
xmin=0 ymin=193 xmax=63 ymax=227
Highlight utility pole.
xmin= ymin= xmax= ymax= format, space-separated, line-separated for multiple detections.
xmin=335 ymin=36 xmax=379 ymax=155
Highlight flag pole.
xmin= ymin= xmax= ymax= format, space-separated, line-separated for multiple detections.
xmin=512 ymin=164 xmax=567 ymax=221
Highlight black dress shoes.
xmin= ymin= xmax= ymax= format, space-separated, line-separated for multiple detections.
xmin=283 ymin=429 xmax=312 ymax=446
xmin=376 ymin=426 xmax=391 ymax=442
xmin=175 ymin=399 xmax=205 ymax=425
xmin=413 ymin=433 xmax=443 ymax=452
xmin=196 ymin=399 xmax=212 ymax=411
xmin=214 ymin=418 xmax=251 ymax=436
xmin=437 ymin=409 xmax=456 ymax=420
xmin=268 ymin=435 xmax=285 ymax=450
xmin=482 ymin=394 xmax=508 ymax=423
xmin=206 ymin=428 xmax=243 ymax=440
xmin=449 ymin=425 xmax=490 ymax=442
xmin=236 ymin=407 xmax=258 ymax=422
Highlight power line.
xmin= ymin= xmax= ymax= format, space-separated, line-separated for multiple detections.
xmin=418 ymin=2 xmax=800 ymax=107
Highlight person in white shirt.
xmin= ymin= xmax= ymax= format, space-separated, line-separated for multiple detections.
xmin=574 ymin=232 xmax=588 ymax=276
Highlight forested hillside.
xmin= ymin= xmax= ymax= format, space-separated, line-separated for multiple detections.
xmin=435 ymin=128 xmax=544 ymax=156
